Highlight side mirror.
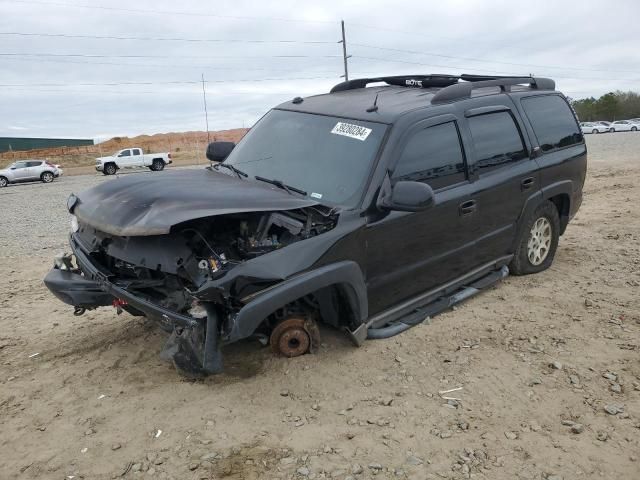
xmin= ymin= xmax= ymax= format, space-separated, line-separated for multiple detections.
xmin=383 ymin=180 xmax=435 ymax=212
xmin=206 ymin=141 xmax=235 ymax=162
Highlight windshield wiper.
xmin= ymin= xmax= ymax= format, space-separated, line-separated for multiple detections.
xmin=214 ymin=162 xmax=248 ymax=179
xmin=255 ymin=176 xmax=307 ymax=196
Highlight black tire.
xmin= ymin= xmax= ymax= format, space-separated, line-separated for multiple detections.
xmin=151 ymin=159 xmax=165 ymax=171
xmin=592 ymin=129 xmax=598 ymax=134
xmin=632 ymin=126 xmax=638 ymax=132
xmin=103 ymin=163 xmax=117 ymax=175
xmin=41 ymin=171 xmax=54 ymax=183
xmin=609 ymin=128 xmax=614 ymax=133
xmin=0 ymin=176 xmax=8 ymax=188
xmin=510 ymin=201 xmax=560 ymax=275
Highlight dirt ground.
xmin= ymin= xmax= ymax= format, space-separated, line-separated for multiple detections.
xmin=1 ymin=133 xmax=639 ymax=480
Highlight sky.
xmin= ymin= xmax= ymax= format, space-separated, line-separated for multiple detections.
xmin=1 ymin=0 xmax=639 ymax=141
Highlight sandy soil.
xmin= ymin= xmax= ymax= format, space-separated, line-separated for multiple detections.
xmin=0 ymin=133 xmax=639 ymax=480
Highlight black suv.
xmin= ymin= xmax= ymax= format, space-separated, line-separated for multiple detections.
xmin=45 ymin=74 xmax=586 ymax=376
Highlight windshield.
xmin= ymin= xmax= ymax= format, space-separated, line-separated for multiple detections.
xmin=223 ymin=109 xmax=387 ymax=207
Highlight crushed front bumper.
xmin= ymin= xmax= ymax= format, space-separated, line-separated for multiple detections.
xmin=43 ymin=235 xmax=198 ymax=329
xmin=44 ymin=236 xmax=223 ymax=376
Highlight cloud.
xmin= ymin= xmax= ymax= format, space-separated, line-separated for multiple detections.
xmin=0 ymin=0 xmax=638 ymax=138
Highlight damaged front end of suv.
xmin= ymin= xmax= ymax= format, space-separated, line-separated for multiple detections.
xmin=44 ymin=108 xmax=390 ymax=376
xmin=44 ymin=167 xmax=369 ymax=376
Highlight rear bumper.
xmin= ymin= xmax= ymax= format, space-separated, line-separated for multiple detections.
xmin=44 ymin=235 xmax=198 ymax=329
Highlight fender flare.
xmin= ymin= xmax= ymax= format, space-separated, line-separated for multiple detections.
xmin=224 ymin=260 xmax=368 ymax=343
xmin=512 ymin=180 xmax=573 ymax=251
xmin=541 ymin=180 xmax=573 ymax=234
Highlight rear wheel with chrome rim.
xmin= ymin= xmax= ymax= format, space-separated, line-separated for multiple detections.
xmin=510 ymin=201 xmax=560 ymax=275
xmin=41 ymin=171 xmax=54 ymax=183
xmin=0 ymin=177 xmax=7 ymax=187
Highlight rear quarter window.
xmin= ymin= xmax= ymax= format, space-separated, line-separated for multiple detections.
xmin=521 ymin=95 xmax=583 ymax=152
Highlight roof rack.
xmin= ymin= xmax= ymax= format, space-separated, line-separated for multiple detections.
xmin=330 ymin=75 xmax=460 ymax=93
xmin=431 ymin=75 xmax=555 ymax=104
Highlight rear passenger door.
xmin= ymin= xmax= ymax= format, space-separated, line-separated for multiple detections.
xmin=26 ymin=161 xmax=44 ymax=179
xmin=462 ymin=103 xmax=537 ymax=264
xmin=131 ymin=148 xmax=143 ymax=166
xmin=365 ymin=115 xmax=477 ymax=314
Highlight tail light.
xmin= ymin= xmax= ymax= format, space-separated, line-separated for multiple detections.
xmin=45 ymin=161 xmax=55 ymax=167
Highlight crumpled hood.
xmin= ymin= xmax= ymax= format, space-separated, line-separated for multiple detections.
xmin=73 ymin=169 xmax=319 ymax=236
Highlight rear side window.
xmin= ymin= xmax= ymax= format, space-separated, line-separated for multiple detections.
xmin=393 ymin=121 xmax=467 ymax=190
xmin=521 ymin=95 xmax=583 ymax=152
xmin=27 ymin=161 xmax=42 ymax=167
xmin=468 ymin=111 xmax=527 ymax=173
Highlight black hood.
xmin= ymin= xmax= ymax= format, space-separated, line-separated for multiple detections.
xmin=73 ymin=169 xmax=319 ymax=236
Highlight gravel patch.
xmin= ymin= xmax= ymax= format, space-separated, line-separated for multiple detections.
xmin=0 ymin=166 xmax=200 ymax=257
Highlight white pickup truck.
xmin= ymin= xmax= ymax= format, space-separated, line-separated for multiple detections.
xmin=95 ymin=147 xmax=172 ymax=175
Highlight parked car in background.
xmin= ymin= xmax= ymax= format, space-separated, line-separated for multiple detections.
xmin=580 ymin=122 xmax=608 ymax=134
xmin=629 ymin=118 xmax=640 ymax=124
xmin=611 ymin=120 xmax=638 ymax=132
xmin=596 ymin=121 xmax=614 ymax=132
xmin=0 ymin=160 xmax=60 ymax=187
xmin=95 ymin=147 xmax=172 ymax=175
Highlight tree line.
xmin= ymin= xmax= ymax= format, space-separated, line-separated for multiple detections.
xmin=570 ymin=91 xmax=640 ymax=122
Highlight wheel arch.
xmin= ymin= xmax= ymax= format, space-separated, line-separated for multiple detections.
xmin=224 ymin=261 xmax=368 ymax=344
xmin=513 ymin=180 xmax=572 ymax=252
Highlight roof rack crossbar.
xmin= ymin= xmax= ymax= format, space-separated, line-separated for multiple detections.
xmin=330 ymin=75 xmax=460 ymax=93
xmin=431 ymin=76 xmax=555 ymax=104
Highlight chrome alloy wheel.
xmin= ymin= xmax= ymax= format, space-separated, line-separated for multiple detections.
xmin=527 ymin=217 xmax=552 ymax=266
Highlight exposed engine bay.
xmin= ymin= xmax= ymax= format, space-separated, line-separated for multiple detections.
xmin=76 ymin=207 xmax=337 ymax=320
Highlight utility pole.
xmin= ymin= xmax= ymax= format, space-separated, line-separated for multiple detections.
xmin=339 ymin=20 xmax=349 ymax=81
xmin=201 ymin=73 xmax=210 ymax=144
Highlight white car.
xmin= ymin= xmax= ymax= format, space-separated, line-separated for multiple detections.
xmin=0 ymin=160 xmax=61 ymax=187
xmin=580 ymin=122 xmax=609 ymax=134
xmin=611 ymin=120 xmax=639 ymax=132
xmin=95 ymin=147 xmax=172 ymax=175
xmin=596 ymin=121 xmax=614 ymax=132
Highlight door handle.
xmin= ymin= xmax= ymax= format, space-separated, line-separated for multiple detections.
xmin=521 ymin=177 xmax=535 ymax=190
xmin=459 ymin=200 xmax=477 ymax=216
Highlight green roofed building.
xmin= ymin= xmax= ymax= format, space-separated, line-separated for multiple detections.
xmin=0 ymin=137 xmax=94 ymax=153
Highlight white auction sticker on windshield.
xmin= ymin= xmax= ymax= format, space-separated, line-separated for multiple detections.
xmin=331 ymin=122 xmax=372 ymax=141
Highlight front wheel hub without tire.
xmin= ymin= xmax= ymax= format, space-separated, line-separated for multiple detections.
xmin=270 ymin=317 xmax=320 ymax=358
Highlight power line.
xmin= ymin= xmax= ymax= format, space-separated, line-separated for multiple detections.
xmin=350 ymin=43 xmax=640 ymax=75
xmin=0 ymin=76 xmax=338 ymax=87
xmin=0 ymin=31 xmax=336 ymax=45
xmin=1 ymin=0 xmax=339 ymax=23
xmin=350 ymin=56 xmax=640 ymax=82
xmin=0 ymin=52 xmax=342 ymax=60
xmin=0 ymin=56 xmax=341 ymax=72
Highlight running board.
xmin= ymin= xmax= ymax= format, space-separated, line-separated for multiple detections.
xmin=366 ymin=265 xmax=509 ymax=339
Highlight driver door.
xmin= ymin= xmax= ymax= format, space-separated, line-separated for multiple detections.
xmin=364 ymin=115 xmax=477 ymax=315
xmin=10 ymin=161 xmax=31 ymax=181
xmin=117 ymin=149 xmax=133 ymax=168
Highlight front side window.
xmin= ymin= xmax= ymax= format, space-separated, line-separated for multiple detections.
xmin=12 ymin=161 xmax=28 ymax=169
xmin=224 ymin=109 xmax=387 ymax=207
xmin=521 ymin=95 xmax=583 ymax=152
xmin=392 ymin=121 xmax=467 ymax=190
xmin=119 ymin=150 xmax=131 ymax=157
xmin=468 ymin=111 xmax=528 ymax=173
